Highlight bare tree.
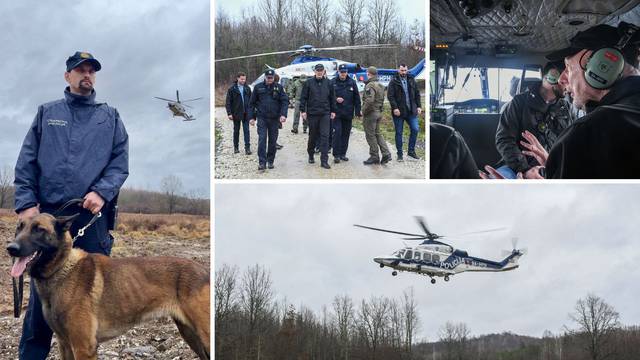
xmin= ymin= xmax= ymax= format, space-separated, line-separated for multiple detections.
xmin=258 ymin=0 xmax=292 ymax=36
xmin=367 ymin=0 xmax=397 ymax=44
xmin=0 ymin=165 xmax=13 ymax=208
xmin=568 ymin=293 xmax=620 ymax=360
xmin=332 ymin=295 xmax=355 ymax=360
xmin=303 ymin=0 xmax=330 ymax=43
xmin=160 ymin=174 xmax=182 ymax=214
xmin=241 ymin=264 xmax=274 ymax=358
xmin=359 ymin=296 xmax=389 ymax=359
xmin=402 ymin=287 xmax=420 ymax=353
xmin=215 ymin=264 xmax=239 ymax=355
xmin=339 ymin=0 xmax=365 ymax=46
xmin=439 ymin=321 xmax=471 ymax=360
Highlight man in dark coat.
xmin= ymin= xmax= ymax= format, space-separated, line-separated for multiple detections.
xmin=330 ymin=64 xmax=361 ymax=163
xmin=387 ymin=63 xmax=422 ymax=161
xmin=225 ymin=72 xmax=252 ymax=155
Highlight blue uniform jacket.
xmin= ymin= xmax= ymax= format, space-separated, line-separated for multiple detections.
xmin=247 ymin=81 xmax=289 ymax=120
xmin=14 ymin=89 xmax=129 ymax=212
xmin=331 ymin=76 xmax=361 ymax=118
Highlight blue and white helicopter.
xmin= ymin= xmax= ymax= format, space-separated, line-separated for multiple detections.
xmin=355 ymin=217 xmax=525 ymax=284
xmin=215 ymin=44 xmax=426 ymax=92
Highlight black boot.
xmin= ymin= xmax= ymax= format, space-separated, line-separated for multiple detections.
xmin=408 ymin=151 xmax=419 ymax=159
xmin=267 ymin=162 xmax=274 ymax=169
xmin=234 ymin=147 xmax=240 ymax=154
xmin=341 ymin=156 xmax=349 ymax=161
xmin=245 ymin=148 xmax=252 ymax=155
xmin=276 ymin=143 xmax=284 ymax=150
xmin=308 ymin=156 xmax=315 ymax=164
xmin=381 ymin=154 xmax=392 ymax=164
xmin=397 ymin=153 xmax=404 ymax=162
xmin=291 ymin=128 xmax=298 ymax=134
xmin=258 ymin=163 xmax=266 ymax=171
xmin=334 ymin=157 xmax=341 ymax=164
xmin=321 ymin=161 xmax=331 ymax=169
xmin=363 ymin=157 xmax=380 ymax=165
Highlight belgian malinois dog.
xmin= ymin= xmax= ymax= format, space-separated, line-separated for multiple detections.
xmin=6 ymin=213 xmax=210 ymax=359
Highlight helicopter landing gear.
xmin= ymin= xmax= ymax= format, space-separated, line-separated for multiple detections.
xmin=392 ymin=271 xmax=398 ymax=276
xmin=444 ymin=275 xmax=450 ymax=282
xmin=379 ymin=263 xmax=385 ymax=268
xmin=430 ymin=278 xmax=436 ymax=284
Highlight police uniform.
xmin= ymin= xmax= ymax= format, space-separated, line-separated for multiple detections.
xmin=361 ymin=67 xmax=391 ymax=164
xmin=248 ymin=69 xmax=289 ymax=169
xmin=290 ymin=74 xmax=308 ymax=133
xmin=299 ymin=64 xmax=336 ymax=167
xmin=331 ymin=64 xmax=361 ymax=162
xmin=14 ymin=51 xmax=129 ymax=359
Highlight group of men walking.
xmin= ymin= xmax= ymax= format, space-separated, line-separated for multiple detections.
xmin=224 ymin=63 xmax=423 ymax=171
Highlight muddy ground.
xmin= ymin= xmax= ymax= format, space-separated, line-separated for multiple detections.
xmin=214 ymin=107 xmax=425 ymax=179
xmin=0 ymin=211 xmax=210 ymax=359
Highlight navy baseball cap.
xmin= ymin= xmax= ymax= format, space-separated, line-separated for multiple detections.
xmin=338 ymin=64 xmax=348 ymax=72
xmin=314 ymin=63 xmax=325 ymax=71
xmin=66 ymin=51 xmax=101 ymax=72
xmin=546 ymin=22 xmax=636 ymax=63
xmin=264 ymin=69 xmax=275 ymax=76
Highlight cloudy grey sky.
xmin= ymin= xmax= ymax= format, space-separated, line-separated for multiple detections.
xmin=0 ymin=0 xmax=210 ymax=196
xmin=216 ymin=184 xmax=640 ymax=341
xmin=215 ymin=0 xmax=425 ymax=26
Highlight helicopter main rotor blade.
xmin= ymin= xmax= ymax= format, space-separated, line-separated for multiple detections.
xmin=183 ymin=104 xmax=193 ymax=109
xmin=450 ymin=227 xmax=508 ymax=237
xmin=413 ymin=216 xmax=436 ymax=238
xmin=402 ymin=237 xmax=428 ymax=241
xmin=316 ymin=44 xmax=398 ymax=51
xmin=354 ymin=224 xmax=424 ymax=238
xmin=181 ymin=97 xmax=203 ymax=103
xmin=215 ymin=49 xmax=301 ymax=62
xmin=154 ymin=97 xmax=175 ymax=102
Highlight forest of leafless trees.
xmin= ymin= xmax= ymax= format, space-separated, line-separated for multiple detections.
xmin=215 ymin=264 xmax=640 ymax=360
xmin=214 ymin=0 xmax=426 ymax=86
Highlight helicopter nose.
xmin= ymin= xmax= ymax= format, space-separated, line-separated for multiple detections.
xmin=373 ymin=257 xmax=384 ymax=264
xmin=6 ymin=242 xmax=21 ymax=257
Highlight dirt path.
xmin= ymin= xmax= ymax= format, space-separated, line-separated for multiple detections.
xmin=0 ymin=214 xmax=209 ymax=360
xmin=214 ymin=107 xmax=425 ymax=179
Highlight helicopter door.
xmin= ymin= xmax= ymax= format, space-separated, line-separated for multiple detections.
xmin=404 ymin=250 xmax=413 ymax=259
xmin=432 ymin=254 xmax=440 ymax=264
xmin=423 ymin=253 xmax=432 ymax=263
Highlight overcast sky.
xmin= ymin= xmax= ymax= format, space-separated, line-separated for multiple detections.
xmin=0 ymin=0 xmax=210 ymax=196
xmin=215 ymin=0 xmax=425 ymax=27
xmin=216 ymin=184 xmax=640 ymax=342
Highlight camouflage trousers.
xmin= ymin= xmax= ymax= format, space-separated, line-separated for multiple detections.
xmin=363 ymin=111 xmax=390 ymax=161
xmin=292 ymin=100 xmax=308 ymax=131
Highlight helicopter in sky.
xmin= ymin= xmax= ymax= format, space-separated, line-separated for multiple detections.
xmin=154 ymin=90 xmax=202 ymax=121
xmin=354 ymin=216 xmax=525 ymax=284
xmin=215 ymin=44 xmax=426 ymax=92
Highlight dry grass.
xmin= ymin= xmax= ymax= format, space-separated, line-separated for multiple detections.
xmin=116 ymin=213 xmax=209 ymax=240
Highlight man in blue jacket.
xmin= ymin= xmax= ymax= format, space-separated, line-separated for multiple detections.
xmin=331 ymin=64 xmax=361 ymax=163
xmin=248 ymin=69 xmax=288 ymax=171
xmin=13 ymin=51 xmax=129 ymax=359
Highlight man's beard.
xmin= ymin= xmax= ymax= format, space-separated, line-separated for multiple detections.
xmin=78 ymin=80 xmax=93 ymax=93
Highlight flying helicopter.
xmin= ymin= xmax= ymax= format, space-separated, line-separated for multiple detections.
xmin=216 ymin=44 xmax=426 ymax=92
xmin=354 ymin=216 xmax=525 ymax=284
xmin=154 ymin=90 xmax=202 ymax=121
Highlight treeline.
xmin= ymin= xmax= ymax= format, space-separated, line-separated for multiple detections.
xmin=215 ymin=0 xmax=425 ymax=86
xmin=215 ymin=264 xmax=640 ymax=360
xmin=0 ymin=167 xmax=208 ymax=215
xmin=215 ymin=263 xmax=420 ymax=360
xmin=413 ymin=294 xmax=640 ymax=360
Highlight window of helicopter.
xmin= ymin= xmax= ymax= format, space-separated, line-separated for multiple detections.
xmin=432 ymin=254 xmax=440 ymax=263
xmin=414 ymin=252 xmax=421 ymax=260
xmin=395 ymin=250 xmax=405 ymax=258
xmin=404 ymin=250 xmax=413 ymax=259
xmin=423 ymin=253 xmax=431 ymax=262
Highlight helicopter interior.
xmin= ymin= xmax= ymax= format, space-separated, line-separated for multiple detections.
xmin=430 ymin=0 xmax=640 ymax=169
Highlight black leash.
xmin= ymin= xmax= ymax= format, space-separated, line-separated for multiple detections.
xmin=12 ymin=198 xmax=101 ymax=318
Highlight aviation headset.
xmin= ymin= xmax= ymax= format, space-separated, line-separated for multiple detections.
xmin=582 ymin=23 xmax=639 ymax=90
xmin=544 ymin=70 xmax=559 ymax=85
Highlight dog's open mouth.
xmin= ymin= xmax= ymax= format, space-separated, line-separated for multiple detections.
xmin=11 ymin=251 xmax=40 ymax=278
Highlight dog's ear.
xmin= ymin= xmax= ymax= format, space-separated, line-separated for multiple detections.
xmin=55 ymin=213 xmax=80 ymax=233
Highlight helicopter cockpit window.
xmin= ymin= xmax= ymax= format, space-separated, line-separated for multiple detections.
xmin=432 ymin=254 xmax=440 ymax=263
xmin=423 ymin=253 xmax=432 ymax=262
xmin=394 ymin=250 xmax=405 ymax=258
xmin=404 ymin=250 xmax=413 ymax=259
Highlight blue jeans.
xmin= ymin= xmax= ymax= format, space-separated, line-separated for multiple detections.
xmin=495 ymin=165 xmax=518 ymax=179
xmin=19 ymin=206 xmax=113 ymax=360
xmin=257 ymin=117 xmax=279 ymax=165
xmin=392 ymin=115 xmax=419 ymax=155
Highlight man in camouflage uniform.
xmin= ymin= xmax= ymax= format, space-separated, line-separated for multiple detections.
xmin=362 ymin=66 xmax=391 ymax=165
xmin=289 ymin=74 xmax=308 ymax=134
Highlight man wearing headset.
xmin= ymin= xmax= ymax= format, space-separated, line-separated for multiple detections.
xmin=494 ymin=61 xmax=572 ymax=179
xmin=482 ymin=22 xmax=640 ymax=179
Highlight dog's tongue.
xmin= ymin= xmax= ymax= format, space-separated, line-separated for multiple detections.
xmin=10 ymin=257 xmax=29 ymax=278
